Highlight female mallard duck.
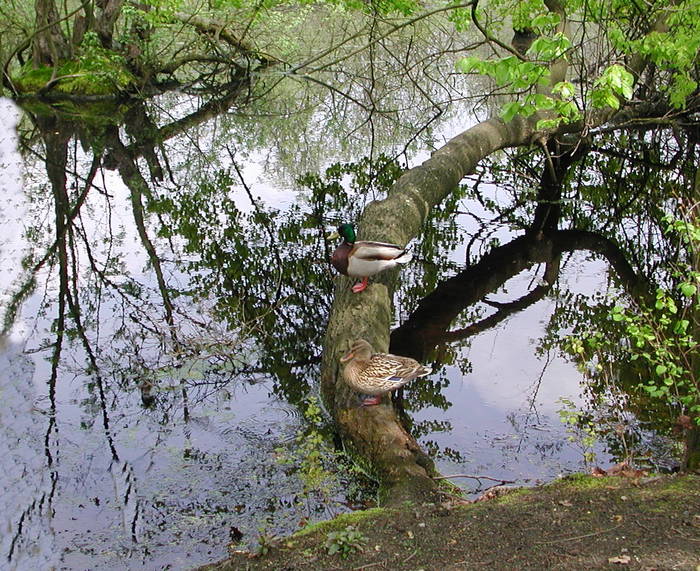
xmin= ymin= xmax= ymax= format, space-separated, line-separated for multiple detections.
xmin=329 ymin=223 xmax=412 ymax=293
xmin=340 ymin=338 xmax=430 ymax=406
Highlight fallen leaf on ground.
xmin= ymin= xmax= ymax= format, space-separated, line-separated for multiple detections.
xmin=608 ymin=555 xmax=631 ymax=564
xmin=558 ymin=500 xmax=573 ymax=507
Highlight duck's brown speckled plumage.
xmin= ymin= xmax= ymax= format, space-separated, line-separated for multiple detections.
xmin=340 ymin=339 xmax=430 ymax=402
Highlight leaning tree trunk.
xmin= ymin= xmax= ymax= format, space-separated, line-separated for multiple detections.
xmin=320 ymin=115 xmax=544 ymax=505
xmin=318 ymin=0 xmax=678 ymax=503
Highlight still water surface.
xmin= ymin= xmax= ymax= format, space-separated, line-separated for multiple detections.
xmin=0 ymin=95 xmax=668 ymax=570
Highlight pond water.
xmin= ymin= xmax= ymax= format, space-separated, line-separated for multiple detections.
xmin=0 ymin=90 xmax=676 ymax=571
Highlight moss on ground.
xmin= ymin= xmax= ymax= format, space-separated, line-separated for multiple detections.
xmin=290 ymin=507 xmax=388 ymax=539
xmin=200 ymin=474 xmax=700 ymax=571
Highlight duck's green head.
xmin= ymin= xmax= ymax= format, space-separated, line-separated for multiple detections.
xmin=331 ymin=223 xmax=356 ymax=243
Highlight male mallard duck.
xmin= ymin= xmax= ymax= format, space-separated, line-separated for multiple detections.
xmin=340 ymin=338 xmax=430 ymax=406
xmin=329 ymin=223 xmax=412 ymax=293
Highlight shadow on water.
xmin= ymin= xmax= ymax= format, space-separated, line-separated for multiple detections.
xmin=0 ymin=89 xmax=687 ymax=569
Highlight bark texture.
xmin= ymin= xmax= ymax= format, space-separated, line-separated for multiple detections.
xmin=320 ymin=115 xmax=540 ymax=505
xmin=33 ymin=0 xmax=70 ymax=66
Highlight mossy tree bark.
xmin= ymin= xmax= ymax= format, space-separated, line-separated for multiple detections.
xmin=11 ymin=0 xmax=276 ymax=99
xmin=320 ymin=115 xmax=545 ymax=505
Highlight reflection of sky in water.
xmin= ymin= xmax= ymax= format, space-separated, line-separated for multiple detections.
xmin=50 ymin=379 xmax=305 ymax=570
xmin=0 ymin=99 xmax=25 ymax=326
xmin=0 ymin=339 xmax=58 ymax=570
xmin=413 ymin=282 xmax=613 ymax=494
xmin=0 ymin=96 xmax=639 ymax=570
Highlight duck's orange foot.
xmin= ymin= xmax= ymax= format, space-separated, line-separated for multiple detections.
xmin=351 ymin=277 xmax=369 ymax=293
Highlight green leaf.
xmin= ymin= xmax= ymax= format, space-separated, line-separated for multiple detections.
xmin=655 ymin=364 xmax=667 ymax=375
xmin=532 ymin=93 xmax=556 ymax=109
xmin=552 ymin=81 xmax=575 ymax=99
xmin=500 ymin=101 xmax=522 ymax=122
xmin=536 ymin=118 xmax=560 ymax=130
xmin=673 ymin=319 xmax=689 ymax=335
xmin=456 ymin=56 xmax=483 ymax=74
xmin=603 ymin=91 xmax=620 ymax=109
xmin=531 ymin=12 xmax=560 ymax=30
xmin=679 ymin=282 xmax=697 ymax=297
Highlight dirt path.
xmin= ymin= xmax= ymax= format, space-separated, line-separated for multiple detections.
xmin=202 ymin=474 xmax=700 ymax=570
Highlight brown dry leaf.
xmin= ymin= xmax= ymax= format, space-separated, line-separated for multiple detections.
xmin=608 ymin=555 xmax=631 ymax=564
xmin=558 ymin=500 xmax=573 ymax=507
xmin=607 ymin=461 xmax=630 ymax=475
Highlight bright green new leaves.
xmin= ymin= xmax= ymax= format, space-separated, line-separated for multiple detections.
xmin=456 ymin=55 xmax=549 ymax=90
xmin=605 ymin=213 xmax=699 ymax=417
xmin=456 ymin=56 xmax=580 ymax=127
xmin=529 ymin=11 xmax=560 ymax=31
xmin=455 ymin=32 xmax=570 ymax=89
xmin=457 ymin=0 xmax=699 ymax=120
xmin=565 ymin=212 xmax=700 ymax=426
xmin=606 ymin=2 xmax=700 ymax=108
xmin=511 ymin=0 xmax=547 ymax=31
xmin=499 ymin=90 xmax=578 ymax=129
xmin=609 ymin=295 xmax=698 ymax=413
xmin=455 ymin=10 xmax=576 ymax=127
xmin=527 ymin=33 xmax=571 ymax=61
xmin=497 ymin=81 xmax=578 ymax=128
xmin=590 ymin=64 xmax=634 ymax=110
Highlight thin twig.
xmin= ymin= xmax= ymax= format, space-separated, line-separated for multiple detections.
xmin=403 ymin=549 xmax=418 ymax=563
xmin=433 ymin=474 xmax=516 ymax=483
xmin=536 ymin=523 xmax=623 ymax=544
xmin=353 ymin=561 xmax=385 ymax=570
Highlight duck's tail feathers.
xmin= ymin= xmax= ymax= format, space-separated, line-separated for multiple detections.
xmin=417 ymin=366 xmax=431 ymax=377
xmin=394 ymin=249 xmax=413 ymax=264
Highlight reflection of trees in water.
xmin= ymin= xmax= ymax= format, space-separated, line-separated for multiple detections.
xmin=8 ymin=98 xmax=695 ymax=448
xmin=383 ymin=133 xmax=696 ymax=471
xmin=5 ymin=54 xmax=698 ymax=513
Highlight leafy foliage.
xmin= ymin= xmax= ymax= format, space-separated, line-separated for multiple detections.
xmin=562 ymin=215 xmax=699 ymax=438
xmin=325 ymin=525 xmax=368 ymax=558
xmin=276 ymin=396 xmax=339 ymax=499
xmin=455 ymin=0 xmax=700 ymax=122
xmin=557 ymin=398 xmax=599 ymax=466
